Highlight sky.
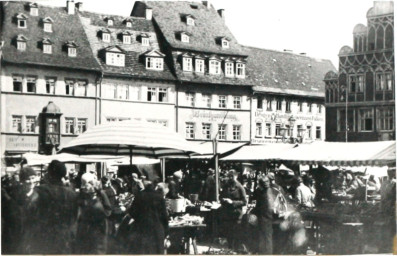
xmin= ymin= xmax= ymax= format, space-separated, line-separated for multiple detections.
xmin=31 ymin=0 xmax=379 ymax=68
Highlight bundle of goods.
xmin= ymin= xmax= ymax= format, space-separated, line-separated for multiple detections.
xmin=169 ymin=214 xmax=204 ymax=227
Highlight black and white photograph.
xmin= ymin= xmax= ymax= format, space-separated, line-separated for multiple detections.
xmin=0 ymin=0 xmax=395 ymax=254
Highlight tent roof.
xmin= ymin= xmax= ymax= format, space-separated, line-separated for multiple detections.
xmin=221 ymin=143 xmax=296 ymax=161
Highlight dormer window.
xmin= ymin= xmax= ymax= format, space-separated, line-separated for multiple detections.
xmin=105 ymin=46 xmax=125 ymax=67
xmin=105 ymin=17 xmax=114 ymax=26
xmin=42 ymin=38 xmax=53 ymax=54
xmin=209 ymin=58 xmax=221 ymax=75
xmin=101 ymin=29 xmax=111 ymax=42
xmin=184 ymin=15 xmax=196 ymax=26
xmin=66 ymin=41 xmax=78 ymax=57
xmin=221 ymin=39 xmax=230 ymax=48
xmin=16 ymin=14 xmax=27 ymax=28
xmin=183 ymin=56 xmax=193 ymax=71
xmin=181 ymin=34 xmax=190 ymax=43
xmin=141 ymin=34 xmax=149 ymax=46
xmin=29 ymin=3 xmax=38 ymax=16
xmin=126 ymin=21 xmax=132 ymax=27
xmin=16 ymin=35 xmax=28 ymax=51
xmin=225 ymin=61 xmax=234 ymax=77
xmin=236 ymin=62 xmax=246 ymax=78
xmin=144 ymin=50 xmax=165 ymax=71
xmin=195 ymin=57 xmax=205 ymax=73
xmin=122 ymin=32 xmax=132 ymax=44
xmin=43 ymin=17 xmax=54 ymax=32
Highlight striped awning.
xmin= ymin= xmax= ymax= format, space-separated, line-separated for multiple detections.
xmin=279 ymin=140 xmax=396 ymax=167
xmin=59 ymin=120 xmax=198 ymax=158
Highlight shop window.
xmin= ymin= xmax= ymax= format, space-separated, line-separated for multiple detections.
xmin=186 ymin=92 xmax=195 ymax=107
xmin=218 ymin=124 xmax=226 ymax=140
xmin=359 ymin=109 xmax=373 ymax=131
xmin=25 ymin=116 xmax=36 ymax=133
xmin=255 ymin=123 xmax=262 ymax=137
xmin=13 ymin=76 xmax=23 ymax=92
xmin=232 ymin=125 xmax=241 ymax=140
xmin=219 ymin=95 xmax=227 ymax=108
xmin=12 ymin=116 xmax=22 ymax=133
xmin=378 ymin=108 xmax=394 ymax=131
xmin=46 ymin=78 xmax=56 ymax=94
xmin=26 ymin=77 xmax=36 ymax=93
xmin=202 ymin=94 xmax=212 ymax=108
xmin=202 ymin=123 xmax=211 ymax=140
xmin=233 ymin=96 xmax=241 ymax=109
xmin=76 ymin=119 xmax=87 ymax=134
xmin=186 ymin=122 xmax=195 ymax=139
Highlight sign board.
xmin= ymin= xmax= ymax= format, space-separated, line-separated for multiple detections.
xmin=5 ymin=135 xmax=39 ymax=151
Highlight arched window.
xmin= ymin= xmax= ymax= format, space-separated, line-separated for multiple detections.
xmin=354 ymin=36 xmax=359 ymax=52
xmin=330 ymin=87 xmax=334 ymax=103
xmin=368 ymin=27 xmax=375 ymax=50
xmin=376 ymin=26 xmax=384 ymax=50
xmin=358 ymin=36 xmax=363 ymax=52
xmin=385 ymin=25 xmax=394 ymax=49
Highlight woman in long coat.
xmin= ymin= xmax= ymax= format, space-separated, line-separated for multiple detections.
xmin=128 ymin=181 xmax=169 ymax=254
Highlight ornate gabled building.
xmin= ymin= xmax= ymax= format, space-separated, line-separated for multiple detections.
xmin=324 ymin=1 xmax=394 ymax=142
xmin=131 ymin=1 xmax=253 ymax=143
xmin=77 ymin=9 xmax=177 ymax=128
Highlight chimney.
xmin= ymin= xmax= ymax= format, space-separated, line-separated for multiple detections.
xmin=202 ymin=1 xmax=211 ymax=9
xmin=67 ymin=0 xmax=75 ymax=15
xmin=75 ymin=2 xmax=83 ymax=11
xmin=145 ymin=7 xmax=152 ymax=20
xmin=217 ymin=9 xmax=225 ymax=20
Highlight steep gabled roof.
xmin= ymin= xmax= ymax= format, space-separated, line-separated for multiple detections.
xmin=143 ymin=49 xmax=165 ymax=57
xmin=244 ymin=46 xmax=337 ymax=98
xmin=1 ymin=1 xmax=100 ymax=71
xmin=131 ymin=1 xmax=247 ymax=56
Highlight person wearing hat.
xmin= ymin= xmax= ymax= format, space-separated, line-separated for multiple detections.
xmin=294 ymin=176 xmax=315 ymax=208
xmin=130 ymin=173 xmax=145 ymax=196
xmin=24 ymin=160 xmax=78 ymax=254
xmin=200 ymin=168 xmax=217 ymax=202
xmin=2 ymin=167 xmax=38 ymax=254
xmin=166 ymin=170 xmax=183 ymax=199
xmin=219 ymin=169 xmax=248 ymax=250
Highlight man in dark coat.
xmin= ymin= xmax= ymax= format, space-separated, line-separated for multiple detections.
xmin=253 ymin=175 xmax=274 ymax=254
xmin=167 ymin=171 xmax=183 ymax=199
xmin=219 ymin=169 xmax=247 ymax=249
xmin=129 ymin=181 xmax=169 ymax=254
xmin=26 ymin=160 xmax=78 ymax=254
xmin=201 ymin=168 xmax=217 ymax=202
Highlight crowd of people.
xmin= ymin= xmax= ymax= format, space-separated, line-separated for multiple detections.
xmin=1 ymin=160 xmax=395 ymax=254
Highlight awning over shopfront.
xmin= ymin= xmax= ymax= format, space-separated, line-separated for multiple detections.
xmin=22 ymin=152 xmax=125 ymax=166
xmin=188 ymin=141 xmax=247 ymax=159
xmin=279 ymin=140 xmax=396 ymax=166
xmin=221 ymin=143 xmax=296 ymax=161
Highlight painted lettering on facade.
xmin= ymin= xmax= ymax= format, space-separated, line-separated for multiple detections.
xmin=255 ymin=111 xmax=324 ymax=122
xmin=6 ymin=136 xmax=39 ymax=151
xmin=190 ymin=110 xmax=238 ymax=122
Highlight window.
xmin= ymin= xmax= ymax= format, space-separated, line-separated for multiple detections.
xmin=317 ymin=104 xmax=322 ymax=114
xmin=378 ymin=108 xmax=394 ymax=131
xmin=316 ymin=126 xmax=321 ymax=139
xmin=65 ymin=79 xmax=75 ymax=95
xmin=359 ymin=109 xmax=373 ymax=131
xmin=275 ymin=124 xmax=281 ymax=136
xmin=26 ymin=77 xmax=36 ymax=93
xmin=126 ymin=21 xmax=132 ymax=27
xmin=18 ymin=20 xmax=26 ymax=28
xmin=44 ymin=23 xmax=52 ymax=32
xmin=123 ymin=35 xmax=131 ymax=44
xmin=17 ymin=41 xmax=26 ymax=51
xmin=158 ymin=88 xmax=168 ymax=102
xmin=308 ymin=103 xmax=312 ymax=113
xmin=25 ymin=116 xmax=35 ymax=133
xmin=195 ymin=59 xmax=205 ymax=73
xmin=307 ymin=125 xmax=312 ymax=139
xmin=265 ymin=123 xmax=271 ymax=137
xmin=202 ymin=94 xmax=212 ymax=108
xmin=46 ymin=78 xmax=56 ymax=94
xmin=183 ymin=57 xmax=192 ymax=71
xmin=186 ymin=92 xmax=195 ymax=107
xmin=129 ymin=86 xmax=140 ymax=100
xmin=106 ymin=52 xmax=125 ymax=67
xmin=232 ymin=125 xmax=241 ymax=140
xmin=76 ymin=119 xmax=87 ymax=134
xmin=117 ymin=85 xmax=128 ymax=100
xmin=266 ymin=99 xmax=272 ymax=111
xmin=298 ymin=102 xmax=303 ymax=112
xmin=276 ymin=100 xmax=282 ymax=111
xmin=202 ymin=123 xmax=211 ymax=139
xmin=13 ymin=76 xmax=22 ymax=92
xmin=187 ymin=17 xmax=195 ymax=26
xmin=181 ymin=34 xmax=189 ymax=43
xmin=65 ymin=118 xmax=74 ymax=134
xmin=349 ymin=75 xmax=364 ymax=93
xmin=186 ymin=123 xmax=195 ymax=139
xmin=225 ymin=62 xmax=234 ymax=77
xmin=142 ymin=37 xmax=149 ymax=46
xmin=102 ymin=33 xmax=110 ymax=42
xmin=256 ymin=123 xmax=262 ymax=137
xmin=337 ymin=109 xmax=355 ymax=133
xmin=30 ymin=8 xmax=38 ymax=16
xmin=376 ymin=73 xmax=385 ymax=91
xmin=219 ymin=95 xmax=227 ymax=108
xmin=233 ymin=96 xmax=241 ymax=109
xmin=222 ymin=39 xmax=229 ymax=48
xmin=209 ymin=60 xmax=221 ymax=75
xmin=218 ymin=124 xmax=226 ymax=140
xmin=12 ymin=116 xmax=22 ymax=133
xmin=257 ymin=97 xmax=263 ymax=109
xmin=43 ymin=44 xmax=52 ymax=54
xmin=286 ymin=101 xmax=291 ymax=112
xmin=297 ymin=125 xmax=303 ymax=137
xmin=285 ymin=125 xmax=291 ymax=137
xmin=236 ymin=63 xmax=245 ymax=78
xmin=107 ymin=19 xmax=113 ymax=26
xmin=147 ymin=87 xmax=156 ymax=102
xmin=376 ymin=73 xmax=393 ymax=91
xmin=75 ymin=80 xmax=87 ymax=97
xmin=386 ymin=73 xmax=393 ymax=91
xmin=146 ymin=57 xmax=163 ymax=70
xmin=68 ymin=47 xmax=77 ymax=57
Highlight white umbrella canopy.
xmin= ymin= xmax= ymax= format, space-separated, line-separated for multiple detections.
xmin=59 ymin=119 xmax=198 ymax=158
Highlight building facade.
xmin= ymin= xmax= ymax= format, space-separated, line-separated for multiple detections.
xmin=324 ymin=1 xmax=394 ymax=142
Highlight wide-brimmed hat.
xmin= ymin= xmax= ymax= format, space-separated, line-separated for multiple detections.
xmin=19 ymin=166 xmax=36 ymax=182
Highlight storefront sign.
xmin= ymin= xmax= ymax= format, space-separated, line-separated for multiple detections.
xmin=254 ymin=111 xmax=324 ymax=122
xmin=5 ymin=135 xmax=38 ymax=151
xmin=190 ymin=110 xmax=238 ymax=121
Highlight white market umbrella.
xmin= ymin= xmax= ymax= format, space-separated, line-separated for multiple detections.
xmin=58 ymin=119 xmax=198 ymax=161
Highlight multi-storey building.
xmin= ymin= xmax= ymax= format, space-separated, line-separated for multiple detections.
xmin=246 ymin=47 xmax=335 ymax=144
xmin=131 ymin=1 xmax=253 ymax=143
xmin=324 ymin=1 xmax=394 ymax=142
